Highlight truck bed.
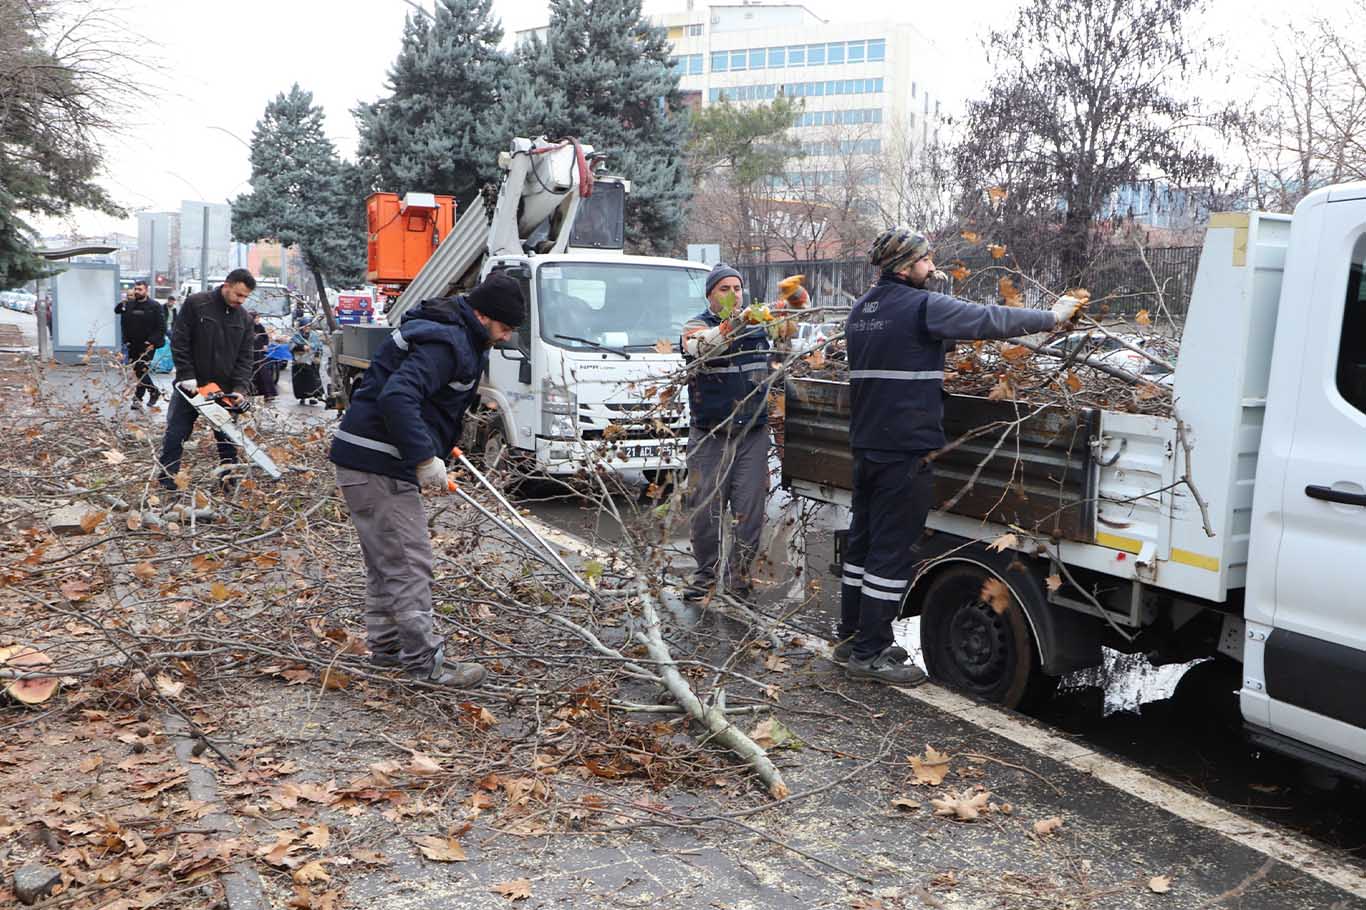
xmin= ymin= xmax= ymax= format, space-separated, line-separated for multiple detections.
xmin=783 ymin=379 xmax=1100 ymax=540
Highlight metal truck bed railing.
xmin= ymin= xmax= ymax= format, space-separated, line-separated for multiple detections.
xmin=782 ymin=378 xmax=1099 ymax=541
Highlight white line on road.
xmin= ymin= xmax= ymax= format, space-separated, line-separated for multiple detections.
xmin=519 ymin=514 xmax=1366 ymax=900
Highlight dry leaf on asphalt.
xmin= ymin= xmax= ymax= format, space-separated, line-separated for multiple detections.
xmin=930 ymin=789 xmax=991 ymax=821
xmin=102 ymin=449 xmax=127 ymax=464
xmin=302 ymin=825 xmax=330 ymax=850
xmin=153 ymin=673 xmax=185 ymax=698
xmin=1148 ymin=875 xmax=1172 ymax=894
xmin=132 ymin=561 xmax=158 ymax=581
xmin=409 ymin=752 xmax=442 ymax=776
xmin=910 ymin=746 xmax=952 ymax=786
xmin=1033 ymin=816 xmax=1064 ymax=836
xmin=890 ymin=797 xmax=920 ymax=811
xmin=79 ymin=509 xmax=107 ymax=533
xmin=292 ymin=860 xmax=330 ymax=884
xmin=491 ymin=879 xmax=532 ymax=901
xmin=413 ymin=835 xmax=467 ymax=862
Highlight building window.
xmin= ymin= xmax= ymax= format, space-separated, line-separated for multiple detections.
xmin=911 ymin=81 xmax=917 ymax=98
xmin=750 ymin=48 xmax=765 ymax=69
xmin=867 ymin=39 xmax=885 ymax=61
xmin=671 ymin=56 xmax=684 ymax=76
xmin=875 ymin=78 xmax=884 ymax=92
xmin=710 ymin=88 xmax=721 ymax=102
xmin=687 ymin=23 xmax=704 ymax=36
xmin=712 ymin=51 xmax=728 ymax=72
xmin=807 ymin=43 xmax=825 ymax=65
xmin=827 ymin=42 xmax=845 ymax=64
xmin=690 ymin=55 xmax=703 ymax=75
xmin=847 ymin=40 xmax=865 ymax=63
xmin=731 ymin=49 xmax=747 ymax=70
xmin=788 ymin=45 xmax=805 ymax=66
xmin=873 ymin=108 xmax=882 ymax=123
xmin=769 ymin=46 xmax=784 ymax=67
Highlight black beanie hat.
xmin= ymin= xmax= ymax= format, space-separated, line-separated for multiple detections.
xmin=705 ymin=262 xmax=743 ymax=297
xmin=467 ymin=272 xmax=526 ymax=327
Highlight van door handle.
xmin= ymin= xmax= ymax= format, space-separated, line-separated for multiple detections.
xmin=1305 ymin=485 xmax=1366 ymax=507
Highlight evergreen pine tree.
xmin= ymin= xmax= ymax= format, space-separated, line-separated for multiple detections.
xmin=518 ymin=0 xmax=690 ymax=254
xmin=354 ymin=0 xmax=511 ymax=206
xmin=231 ymin=84 xmax=366 ymax=326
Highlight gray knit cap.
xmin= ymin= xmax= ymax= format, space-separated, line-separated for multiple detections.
xmin=705 ymin=263 xmax=743 ymax=297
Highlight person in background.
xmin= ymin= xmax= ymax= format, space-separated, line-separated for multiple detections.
xmin=249 ymin=310 xmax=278 ymax=402
xmin=115 ymin=280 xmax=166 ymax=410
xmin=289 ymin=319 xmax=325 ymax=405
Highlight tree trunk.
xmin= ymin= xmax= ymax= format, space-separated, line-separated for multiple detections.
xmin=304 ymin=253 xmax=340 ymax=334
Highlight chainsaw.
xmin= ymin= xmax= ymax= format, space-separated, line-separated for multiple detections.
xmin=175 ymin=382 xmax=282 ymax=480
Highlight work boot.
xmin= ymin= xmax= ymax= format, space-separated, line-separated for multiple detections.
xmin=831 ymin=638 xmax=907 ymax=666
xmin=369 ymin=651 xmax=401 ymax=669
xmin=846 ymin=646 xmax=928 ymax=687
xmin=408 ymin=647 xmax=486 ymax=688
xmin=681 ymin=582 xmax=713 ymax=603
xmin=147 ymin=388 xmax=161 ymax=408
xmin=130 ymin=399 xmax=143 ymax=412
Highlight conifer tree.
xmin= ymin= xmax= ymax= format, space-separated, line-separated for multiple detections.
xmin=231 ymin=84 xmax=366 ymax=327
xmin=518 ymin=0 xmax=690 ymax=253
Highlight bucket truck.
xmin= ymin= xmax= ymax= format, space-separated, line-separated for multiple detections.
xmin=333 ymin=137 xmax=702 ymax=483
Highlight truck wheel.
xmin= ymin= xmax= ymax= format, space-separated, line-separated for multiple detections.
xmin=481 ymin=424 xmax=523 ymax=491
xmin=1171 ymin=657 xmax=1241 ymax=731
xmin=919 ymin=563 xmax=1048 ymax=710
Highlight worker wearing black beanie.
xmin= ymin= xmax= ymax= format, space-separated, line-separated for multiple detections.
xmin=466 ymin=272 xmax=526 ymax=329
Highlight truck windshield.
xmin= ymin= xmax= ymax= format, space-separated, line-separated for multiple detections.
xmin=247 ymin=284 xmax=291 ymax=318
xmin=537 ymin=262 xmax=708 ymax=351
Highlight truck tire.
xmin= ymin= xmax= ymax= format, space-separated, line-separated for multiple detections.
xmin=919 ymin=563 xmax=1052 ymax=710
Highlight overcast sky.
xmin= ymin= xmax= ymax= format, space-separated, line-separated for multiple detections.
xmin=36 ymin=0 xmax=1345 ymax=239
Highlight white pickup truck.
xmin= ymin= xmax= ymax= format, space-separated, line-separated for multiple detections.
xmin=784 ymin=182 xmax=1366 ymax=780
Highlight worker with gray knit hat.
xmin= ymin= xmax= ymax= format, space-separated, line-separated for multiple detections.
xmin=329 ymin=270 xmax=525 ymax=690
xmin=679 ymin=262 xmax=773 ymax=603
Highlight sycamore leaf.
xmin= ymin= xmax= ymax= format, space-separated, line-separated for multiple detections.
xmin=79 ymin=509 xmax=107 ymax=534
xmin=1000 ymin=344 xmax=1030 ymax=362
xmin=960 ymin=230 xmax=981 ymax=244
xmin=1065 ymin=371 xmax=1083 ymax=394
xmin=998 ymin=277 xmax=1022 ymax=307
xmin=102 ymin=449 xmax=127 ymax=465
xmin=1135 ymin=309 xmax=1152 ymax=326
xmin=154 ymin=673 xmax=186 ymax=698
xmin=987 ymin=243 xmax=1007 ymax=260
xmin=292 ymin=861 xmax=330 ymax=884
xmin=1148 ymin=875 xmax=1172 ymax=894
xmin=319 ymin=669 xmax=350 ymax=691
xmin=764 ymin=653 xmax=790 ymax=673
xmin=409 ymin=752 xmax=443 ymax=776
xmin=132 ymin=562 xmax=158 ymax=581
xmin=491 ymin=879 xmax=532 ymax=901
xmin=1045 ymin=574 xmax=1063 ymax=593
xmin=947 ymin=264 xmax=970 ymax=282
xmin=749 ymin=717 xmax=798 ymax=750
xmin=413 ymin=835 xmax=467 ymax=862
xmin=988 ymin=533 xmax=1019 ymax=553
xmin=910 ymin=746 xmax=952 ymax=786
xmin=930 ymin=789 xmax=991 ymax=821
xmin=302 ymin=825 xmax=330 ymax=850
xmin=980 ymin=578 xmax=1011 ymax=615
xmin=653 ymin=338 xmax=673 ymax=355
xmin=209 ymin=582 xmax=236 ymax=602
xmin=987 ymin=376 xmax=1015 ymax=401
xmin=1033 ymin=815 xmax=1064 ymax=836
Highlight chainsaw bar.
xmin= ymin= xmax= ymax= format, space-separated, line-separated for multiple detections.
xmin=176 ymin=386 xmax=283 ymax=480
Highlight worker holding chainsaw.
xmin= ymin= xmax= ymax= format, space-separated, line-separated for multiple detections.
xmin=328 ymin=271 xmax=525 ymax=689
xmin=156 ymin=269 xmax=258 ymax=490
xmin=680 ymin=263 xmax=777 ymax=604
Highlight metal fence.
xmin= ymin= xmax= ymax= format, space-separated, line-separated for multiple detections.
xmin=737 ymin=246 xmax=1203 ymax=321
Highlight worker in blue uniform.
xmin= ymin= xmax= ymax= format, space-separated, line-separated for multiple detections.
xmin=838 ymin=226 xmax=1082 ymax=684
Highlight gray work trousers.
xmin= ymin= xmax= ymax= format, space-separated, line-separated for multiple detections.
xmin=336 ymin=466 xmax=442 ymax=671
xmin=685 ymin=425 xmax=770 ymax=592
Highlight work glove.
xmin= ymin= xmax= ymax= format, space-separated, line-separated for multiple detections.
xmin=416 ymin=457 xmax=449 ymax=493
xmin=177 ymin=379 xmax=199 ymax=395
xmin=1051 ymin=295 xmax=1083 ymax=327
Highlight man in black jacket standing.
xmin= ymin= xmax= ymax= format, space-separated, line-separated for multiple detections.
xmin=115 ymin=280 xmax=166 ymax=409
xmin=156 ymin=269 xmax=257 ymax=490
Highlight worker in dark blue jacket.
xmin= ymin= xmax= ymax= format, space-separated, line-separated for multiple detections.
xmin=838 ymin=226 xmax=1082 ymax=685
xmin=328 ymin=272 xmax=525 ymax=689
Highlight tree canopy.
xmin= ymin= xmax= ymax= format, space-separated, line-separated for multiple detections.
xmin=231 ymin=84 xmax=366 ymax=307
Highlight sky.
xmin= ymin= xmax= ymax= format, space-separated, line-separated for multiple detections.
xmin=33 ymin=0 xmax=1348 ymax=239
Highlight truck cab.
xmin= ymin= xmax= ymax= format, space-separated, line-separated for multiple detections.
xmin=478 ymin=253 xmax=700 ymax=480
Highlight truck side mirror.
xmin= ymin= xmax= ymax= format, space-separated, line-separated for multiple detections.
xmin=518 ymin=359 xmax=531 ymax=385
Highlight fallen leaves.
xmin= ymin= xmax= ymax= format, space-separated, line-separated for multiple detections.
xmin=930 ymin=789 xmax=991 ymax=821
xmin=890 ymin=797 xmax=920 ymax=811
xmin=1136 ymin=309 xmax=1152 ymax=326
xmin=491 ymin=879 xmax=532 ymax=901
xmin=988 ymin=533 xmax=1018 ymax=553
xmin=102 ymin=449 xmax=127 ymax=465
xmin=748 ymin=717 xmax=799 ymax=750
xmin=132 ymin=561 xmax=158 ymax=581
xmin=1033 ymin=815 xmax=1064 ymax=836
xmin=653 ymin=338 xmax=674 ymax=355
xmin=1148 ymin=875 xmax=1172 ymax=894
xmin=412 ymin=834 xmax=468 ymax=862
xmin=79 ymin=509 xmax=108 ymax=534
xmin=1045 ymin=574 xmax=1063 ymax=593
xmin=987 ymin=243 xmax=1007 ymax=260
xmin=909 ymin=746 xmax=952 ymax=786
xmin=998 ymin=276 xmax=1022 ymax=307
xmin=987 ymin=376 xmax=1015 ymax=401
